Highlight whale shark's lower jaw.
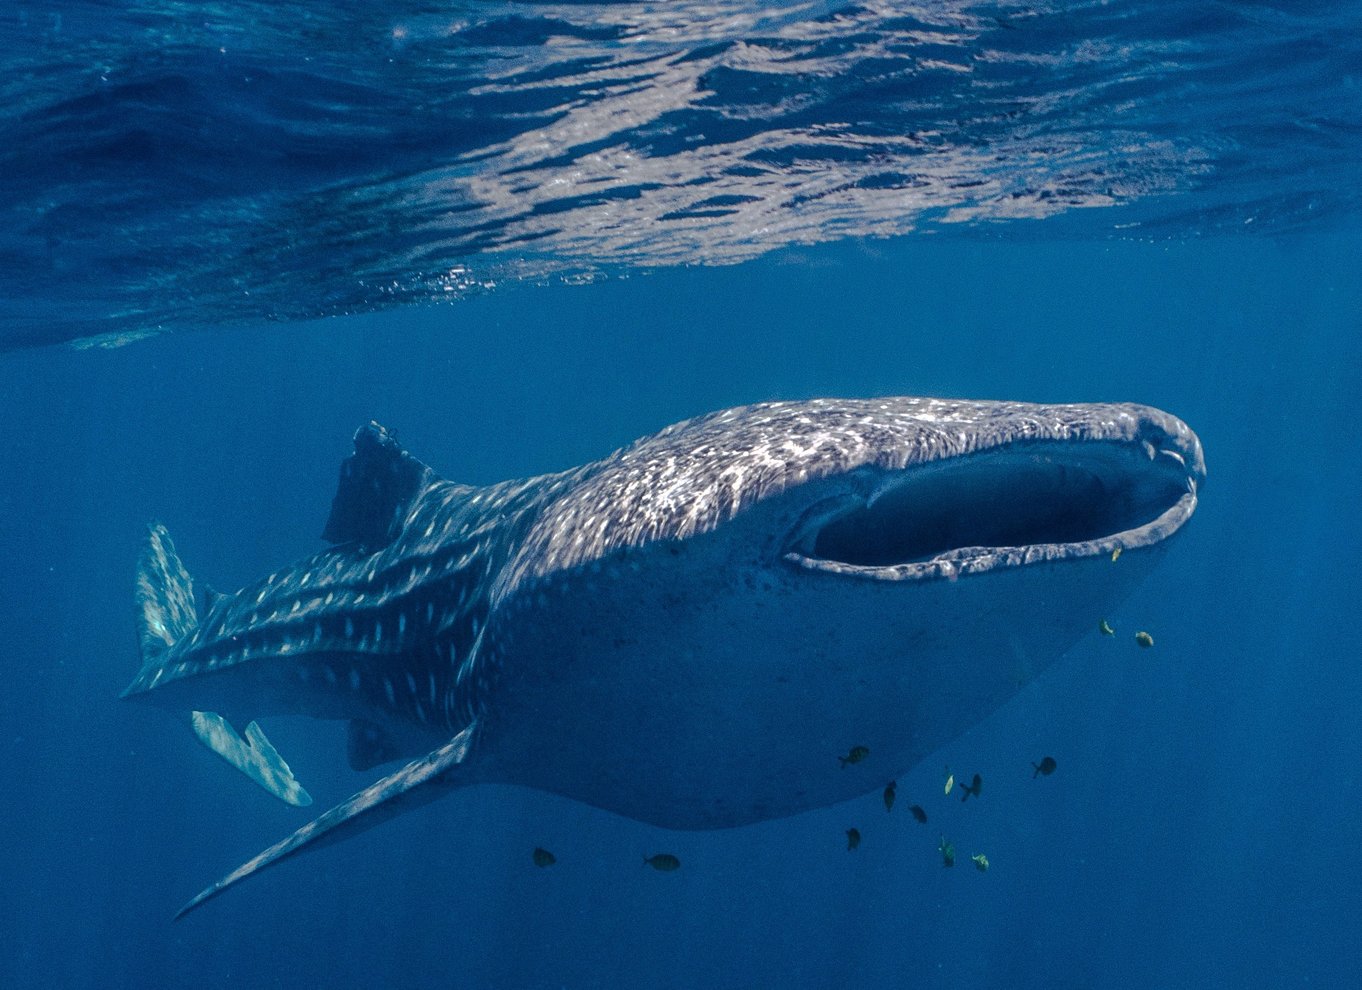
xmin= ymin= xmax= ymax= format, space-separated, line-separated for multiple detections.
xmin=782 ymin=438 xmax=1198 ymax=581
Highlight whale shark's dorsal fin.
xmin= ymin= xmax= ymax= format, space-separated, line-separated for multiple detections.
xmin=321 ymin=421 xmax=436 ymax=550
xmin=175 ymin=722 xmax=479 ymax=920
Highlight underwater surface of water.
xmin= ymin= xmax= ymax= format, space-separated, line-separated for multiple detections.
xmin=2 ymin=0 xmax=1360 ymax=346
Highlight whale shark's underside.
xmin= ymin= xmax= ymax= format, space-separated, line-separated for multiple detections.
xmin=122 ymin=396 xmax=1204 ymax=917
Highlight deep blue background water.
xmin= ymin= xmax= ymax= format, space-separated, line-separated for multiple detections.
xmin=2 ymin=1 xmax=1362 ymax=987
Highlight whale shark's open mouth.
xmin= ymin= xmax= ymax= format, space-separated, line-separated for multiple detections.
xmin=784 ymin=439 xmax=1198 ymax=577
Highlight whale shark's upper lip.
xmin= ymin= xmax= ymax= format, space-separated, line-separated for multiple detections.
xmin=781 ymin=437 xmax=1200 ymax=580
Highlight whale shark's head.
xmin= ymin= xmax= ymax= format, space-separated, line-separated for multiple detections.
xmin=485 ymin=397 xmax=1204 ymax=826
xmin=508 ymin=396 xmax=1203 ymax=588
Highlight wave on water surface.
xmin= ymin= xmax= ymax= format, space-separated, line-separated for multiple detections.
xmin=1 ymin=1 xmax=1358 ymax=349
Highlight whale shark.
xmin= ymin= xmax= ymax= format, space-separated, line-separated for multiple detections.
xmin=121 ymin=396 xmax=1204 ymax=917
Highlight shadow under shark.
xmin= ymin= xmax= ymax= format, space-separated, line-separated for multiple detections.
xmin=122 ymin=396 xmax=1205 ymax=917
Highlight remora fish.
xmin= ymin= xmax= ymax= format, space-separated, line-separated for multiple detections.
xmin=121 ymin=397 xmax=1204 ymax=917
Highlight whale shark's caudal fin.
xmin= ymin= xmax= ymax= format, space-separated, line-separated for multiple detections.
xmin=134 ymin=523 xmax=199 ymax=669
xmin=130 ymin=524 xmax=311 ymax=806
xmin=175 ymin=721 xmax=479 ymax=920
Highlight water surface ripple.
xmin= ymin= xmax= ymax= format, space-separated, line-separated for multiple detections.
xmin=1 ymin=1 xmax=1357 ymax=348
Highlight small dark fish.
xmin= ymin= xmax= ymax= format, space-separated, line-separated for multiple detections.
xmin=1135 ymin=630 xmax=1154 ymax=648
xmin=959 ymin=773 xmax=983 ymax=802
xmin=938 ymin=835 xmax=955 ymax=868
xmin=883 ymin=780 xmax=897 ymax=812
xmin=846 ymin=828 xmax=861 ymax=851
xmin=909 ymin=805 xmax=928 ymax=824
xmin=1032 ymin=756 xmax=1057 ymax=778
xmin=532 ymin=847 xmax=556 ymax=867
xmin=643 ymin=853 xmax=681 ymax=872
xmin=839 ymin=745 xmax=870 ymax=767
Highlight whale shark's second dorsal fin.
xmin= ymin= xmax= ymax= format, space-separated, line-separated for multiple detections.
xmin=321 ymin=422 xmax=436 ymax=551
xmin=201 ymin=584 xmax=224 ymax=611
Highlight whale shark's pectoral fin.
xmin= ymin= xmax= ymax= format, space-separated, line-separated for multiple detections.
xmin=189 ymin=711 xmax=313 ymax=807
xmin=175 ymin=721 xmax=478 ymax=920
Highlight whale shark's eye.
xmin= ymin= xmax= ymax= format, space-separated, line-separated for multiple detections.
xmin=787 ymin=441 xmax=1190 ymax=568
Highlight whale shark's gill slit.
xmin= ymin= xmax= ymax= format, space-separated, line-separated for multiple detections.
xmin=793 ymin=442 xmax=1190 ymax=567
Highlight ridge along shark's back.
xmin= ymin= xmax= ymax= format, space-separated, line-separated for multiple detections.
xmin=121 ymin=396 xmax=1205 ymax=916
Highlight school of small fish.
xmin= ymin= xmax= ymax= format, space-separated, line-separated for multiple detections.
xmin=529 ymin=751 xmax=1065 ymax=880
xmin=823 ymin=749 xmax=1065 ymax=879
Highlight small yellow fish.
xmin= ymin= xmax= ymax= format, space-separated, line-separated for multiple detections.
xmin=1135 ymin=630 xmax=1154 ymax=648
xmin=883 ymin=780 xmax=897 ymax=812
xmin=938 ymin=835 xmax=955 ymax=868
xmin=846 ymin=828 xmax=861 ymax=851
xmin=643 ymin=853 xmax=681 ymax=871
xmin=944 ymin=772 xmax=955 ymax=796
xmin=1111 ymin=547 xmax=1122 ymax=562
xmin=839 ymin=745 xmax=870 ymax=767
xmin=532 ymin=847 xmax=556 ymax=867
xmin=972 ymin=853 xmax=989 ymax=872
xmin=1099 ymin=618 xmax=1115 ymax=636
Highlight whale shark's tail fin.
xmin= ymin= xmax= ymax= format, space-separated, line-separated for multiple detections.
xmin=129 ymin=524 xmax=311 ymax=808
xmin=134 ymin=522 xmax=199 ymax=674
xmin=175 ymin=721 xmax=479 ymax=920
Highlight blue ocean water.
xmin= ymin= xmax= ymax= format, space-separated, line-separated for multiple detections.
xmin=1 ymin=3 xmax=1360 ymax=989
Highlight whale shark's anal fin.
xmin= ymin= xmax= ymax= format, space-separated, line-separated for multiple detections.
xmin=175 ymin=721 xmax=478 ymax=920
xmin=190 ymin=711 xmax=313 ymax=807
